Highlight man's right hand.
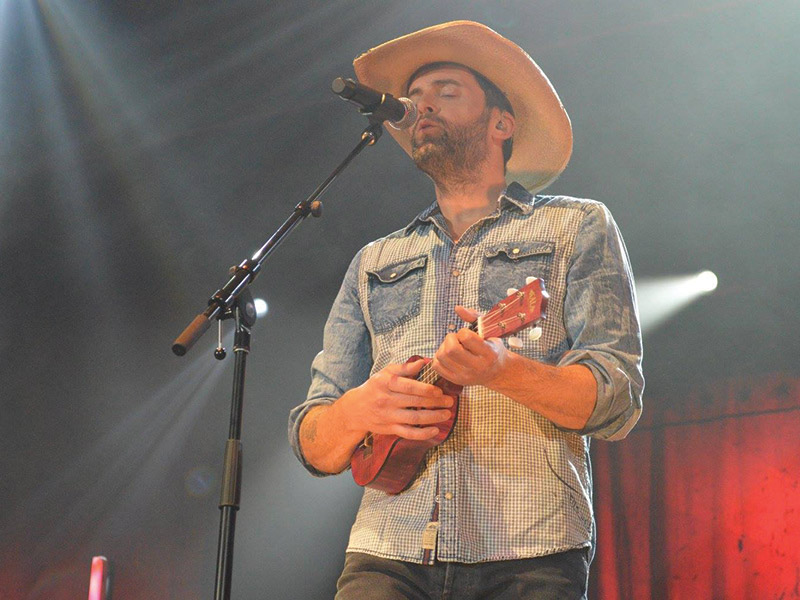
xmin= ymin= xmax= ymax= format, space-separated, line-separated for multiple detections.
xmin=334 ymin=358 xmax=454 ymax=441
xmin=299 ymin=359 xmax=454 ymax=474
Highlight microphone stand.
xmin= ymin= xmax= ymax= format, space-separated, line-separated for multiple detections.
xmin=172 ymin=117 xmax=384 ymax=600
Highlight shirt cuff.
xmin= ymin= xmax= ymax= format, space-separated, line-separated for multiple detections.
xmin=557 ymin=350 xmax=643 ymax=440
xmin=288 ymin=397 xmax=344 ymax=477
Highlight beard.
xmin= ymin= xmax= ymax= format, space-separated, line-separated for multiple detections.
xmin=411 ymin=109 xmax=491 ymax=191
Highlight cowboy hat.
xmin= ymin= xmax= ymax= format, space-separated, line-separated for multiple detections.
xmin=353 ymin=20 xmax=572 ymax=192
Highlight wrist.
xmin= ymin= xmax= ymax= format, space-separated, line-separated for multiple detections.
xmin=483 ymin=340 xmax=513 ymax=390
xmin=331 ymin=389 xmax=369 ymax=440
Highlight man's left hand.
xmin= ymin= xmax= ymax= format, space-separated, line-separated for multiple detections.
xmin=431 ymin=306 xmax=508 ymax=387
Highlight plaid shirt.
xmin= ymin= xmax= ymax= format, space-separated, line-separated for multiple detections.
xmin=289 ymin=182 xmax=644 ymax=564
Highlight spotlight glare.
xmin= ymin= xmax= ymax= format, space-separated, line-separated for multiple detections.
xmin=637 ymin=271 xmax=719 ymax=333
xmin=254 ymin=298 xmax=268 ymax=317
xmin=696 ymin=270 xmax=718 ymax=293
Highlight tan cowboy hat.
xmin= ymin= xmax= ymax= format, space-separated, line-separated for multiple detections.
xmin=353 ymin=20 xmax=573 ymax=192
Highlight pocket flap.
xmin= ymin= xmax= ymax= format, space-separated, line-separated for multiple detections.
xmin=484 ymin=241 xmax=554 ymax=260
xmin=366 ymin=255 xmax=428 ymax=283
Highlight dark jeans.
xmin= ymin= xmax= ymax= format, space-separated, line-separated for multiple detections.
xmin=335 ymin=548 xmax=589 ymax=600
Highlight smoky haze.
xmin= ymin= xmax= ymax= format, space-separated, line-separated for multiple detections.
xmin=1 ymin=1 xmax=797 ymax=598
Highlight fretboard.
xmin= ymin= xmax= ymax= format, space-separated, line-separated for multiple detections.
xmin=415 ymin=321 xmax=479 ymax=386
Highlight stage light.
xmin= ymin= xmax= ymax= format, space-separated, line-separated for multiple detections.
xmin=636 ymin=270 xmax=719 ymax=333
xmin=254 ymin=298 xmax=268 ymax=318
xmin=695 ymin=270 xmax=718 ymax=293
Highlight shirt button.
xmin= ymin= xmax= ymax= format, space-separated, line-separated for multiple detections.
xmin=447 ymin=323 xmax=457 ymax=332
xmin=451 ymin=270 xmax=461 ymax=277
xmin=389 ymin=272 xmax=397 ymax=279
xmin=444 ymin=492 xmax=453 ymax=500
xmin=511 ymin=248 xmax=520 ymax=255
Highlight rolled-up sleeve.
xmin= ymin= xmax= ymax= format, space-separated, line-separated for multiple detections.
xmin=287 ymin=249 xmax=373 ymax=475
xmin=557 ymin=203 xmax=644 ymax=440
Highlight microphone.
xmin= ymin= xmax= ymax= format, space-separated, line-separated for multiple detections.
xmin=331 ymin=77 xmax=417 ymax=130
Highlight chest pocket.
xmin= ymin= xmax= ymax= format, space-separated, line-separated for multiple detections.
xmin=365 ymin=255 xmax=427 ymax=334
xmin=479 ymin=241 xmax=555 ymax=310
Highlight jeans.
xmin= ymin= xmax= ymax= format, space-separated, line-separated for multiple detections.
xmin=335 ymin=549 xmax=589 ymax=600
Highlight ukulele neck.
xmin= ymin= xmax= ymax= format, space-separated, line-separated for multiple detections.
xmin=415 ymin=321 xmax=479 ymax=385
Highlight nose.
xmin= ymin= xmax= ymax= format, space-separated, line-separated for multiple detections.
xmin=414 ymin=90 xmax=439 ymax=115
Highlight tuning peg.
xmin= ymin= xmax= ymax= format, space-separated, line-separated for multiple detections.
xmin=506 ymin=287 xmax=518 ymax=296
xmin=525 ymin=276 xmax=536 ymax=285
xmin=507 ymin=336 xmax=523 ymax=349
xmin=528 ymin=326 xmax=543 ymax=341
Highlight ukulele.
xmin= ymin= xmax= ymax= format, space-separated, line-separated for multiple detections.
xmin=350 ymin=276 xmax=549 ymax=494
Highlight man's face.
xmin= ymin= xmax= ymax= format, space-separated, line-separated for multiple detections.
xmin=406 ymin=66 xmax=492 ymax=180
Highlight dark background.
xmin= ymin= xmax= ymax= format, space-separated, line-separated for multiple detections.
xmin=1 ymin=1 xmax=797 ymax=598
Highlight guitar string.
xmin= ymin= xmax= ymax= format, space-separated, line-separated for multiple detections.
xmin=419 ymin=310 xmax=542 ymax=381
xmin=413 ymin=292 xmax=542 ymax=387
xmin=375 ymin=293 xmax=542 ymax=440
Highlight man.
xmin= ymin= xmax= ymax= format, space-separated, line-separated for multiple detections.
xmin=289 ymin=21 xmax=643 ymax=599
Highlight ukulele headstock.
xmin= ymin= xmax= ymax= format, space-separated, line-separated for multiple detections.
xmin=477 ymin=277 xmax=549 ymax=340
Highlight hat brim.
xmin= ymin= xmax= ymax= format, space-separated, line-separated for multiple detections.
xmin=353 ymin=21 xmax=572 ymax=193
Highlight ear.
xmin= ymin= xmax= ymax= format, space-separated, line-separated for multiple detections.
xmin=490 ymin=109 xmax=516 ymax=142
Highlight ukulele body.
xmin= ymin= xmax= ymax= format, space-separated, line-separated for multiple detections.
xmin=350 ymin=356 xmax=461 ymax=495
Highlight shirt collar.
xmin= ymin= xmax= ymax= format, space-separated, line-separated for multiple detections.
xmin=403 ymin=181 xmax=536 ymax=233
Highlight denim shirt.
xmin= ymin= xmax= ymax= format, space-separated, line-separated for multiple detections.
xmin=288 ymin=182 xmax=644 ymax=564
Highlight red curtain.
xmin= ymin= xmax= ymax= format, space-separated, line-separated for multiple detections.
xmin=590 ymin=373 xmax=800 ymax=599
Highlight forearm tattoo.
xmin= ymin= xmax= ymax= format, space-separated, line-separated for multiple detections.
xmin=303 ymin=415 xmax=318 ymax=443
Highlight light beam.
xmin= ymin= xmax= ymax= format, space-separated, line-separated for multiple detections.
xmin=637 ymin=270 xmax=719 ymax=333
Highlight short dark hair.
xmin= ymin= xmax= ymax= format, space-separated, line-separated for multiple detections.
xmin=406 ymin=61 xmax=514 ymax=166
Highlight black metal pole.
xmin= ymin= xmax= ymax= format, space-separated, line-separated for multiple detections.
xmin=214 ymin=302 xmax=250 ymax=600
